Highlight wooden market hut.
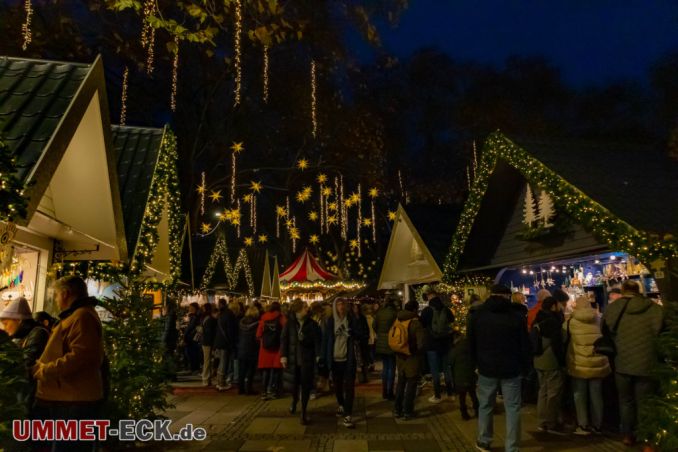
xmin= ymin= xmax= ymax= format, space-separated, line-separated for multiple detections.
xmin=444 ymin=131 xmax=678 ymax=304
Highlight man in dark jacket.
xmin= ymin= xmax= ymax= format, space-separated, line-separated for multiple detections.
xmin=184 ymin=302 xmax=202 ymax=372
xmin=321 ymin=299 xmax=358 ymax=429
xmin=420 ymin=286 xmax=454 ymax=403
xmin=237 ymin=306 xmax=260 ymax=395
xmin=602 ymin=280 xmax=663 ymax=446
xmin=393 ymin=300 xmax=425 ymax=420
xmin=532 ymin=297 xmax=566 ymax=434
xmin=200 ymin=303 xmax=218 ymax=387
xmin=468 ymin=285 xmax=530 ymax=452
xmin=374 ymin=297 xmax=398 ymax=400
xmin=214 ymin=298 xmax=238 ymax=391
xmin=281 ymin=299 xmax=321 ymax=425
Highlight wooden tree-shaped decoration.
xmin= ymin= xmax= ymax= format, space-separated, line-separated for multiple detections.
xmin=522 ymin=184 xmax=537 ymax=227
xmin=538 ymin=190 xmax=555 ymax=228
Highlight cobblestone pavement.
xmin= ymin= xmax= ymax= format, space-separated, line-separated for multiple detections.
xmin=140 ymin=377 xmax=630 ymax=452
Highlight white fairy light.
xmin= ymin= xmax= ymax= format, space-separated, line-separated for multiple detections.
xmin=262 ymin=45 xmax=270 ymax=103
xmin=21 ymin=0 xmax=33 ymax=51
xmin=233 ymin=0 xmax=243 ymax=106
xmin=170 ymin=36 xmax=179 ymax=112
xmin=310 ymin=59 xmax=318 ymax=138
xmin=120 ymin=67 xmax=129 ymax=126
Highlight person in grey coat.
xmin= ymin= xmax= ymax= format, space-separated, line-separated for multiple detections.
xmin=374 ymin=297 xmax=398 ymax=400
xmin=602 ymin=280 xmax=663 ymax=446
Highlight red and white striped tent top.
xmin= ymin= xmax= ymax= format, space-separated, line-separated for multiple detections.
xmin=279 ymin=249 xmax=337 ymax=282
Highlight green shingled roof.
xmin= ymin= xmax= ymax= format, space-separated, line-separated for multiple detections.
xmin=111 ymin=125 xmax=165 ymax=258
xmin=0 ymin=57 xmax=91 ymax=183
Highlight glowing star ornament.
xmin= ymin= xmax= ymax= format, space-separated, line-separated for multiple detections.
xmin=201 ymin=223 xmax=212 ymax=234
xmin=327 ymin=215 xmax=338 ymax=225
xmin=244 ymin=237 xmax=254 ymax=246
xmin=209 ymin=191 xmax=223 ymax=203
xmin=322 ymin=187 xmax=332 ymax=197
xmin=250 ymin=181 xmax=262 ymax=193
xmin=328 ymin=202 xmax=338 ymax=211
xmin=243 ymin=193 xmax=253 ymax=203
xmin=388 ymin=210 xmax=397 ymax=221
xmin=317 ymin=173 xmax=327 ymax=184
xmin=285 ymin=219 xmax=294 ymax=229
xmin=231 ymin=142 xmax=245 ymax=153
xmin=276 ymin=206 xmax=287 ymax=218
xmin=309 ymin=234 xmax=320 ymax=245
xmin=297 ymin=158 xmax=309 ymax=170
xmin=362 ymin=218 xmax=372 ymax=227
xmin=350 ymin=239 xmax=359 ymax=249
xmin=309 ymin=211 xmax=319 ymax=221
xmin=289 ymin=227 xmax=300 ymax=240
xmin=258 ymin=234 xmax=268 ymax=244
xmin=369 ymin=187 xmax=379 ymax=198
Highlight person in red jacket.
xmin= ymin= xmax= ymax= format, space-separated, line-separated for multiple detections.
xmin=527 ymin=289 xmax=552 ymax=330
xmin=257 ymin=302 xmax=286 ymax=400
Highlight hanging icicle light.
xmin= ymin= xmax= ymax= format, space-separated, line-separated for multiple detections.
xmin=262 ymin=45 xmax=270 ymax=103
xmin=140 ymin=0 xmax=154 ymax=48
xmin=310 ymin=59 xmax=318 ymax=138
xmin=237 ymin=200 xmax=241 ymax=238
xmin=233 ymin=0 xmax=243 ymax=106
xmin=369 ymin=187 xmax=378 ymax=242
xmin=197 ymin=172 xmax=206 ymax=216
xmin=145 ymin=26 xmax=156 ymax=75
xmin=357 ymin=184 xmax=362 ymax=257
xmin=120 ymin=66 xmax=129 ymax=126
xmin=230 ymin=142 xmax=244 ymax=205
xmin=472 ymin=140 xmax=478 ymax=179
xmin=21 ymin=0 xmax=33 ymax=51
xmin=170 ymin=36 xmax=180 ymax=112
xmin=252 ymin=194 xmax=257 ymax=234
xmin=339 ymin=175 xmax=346 ymax=240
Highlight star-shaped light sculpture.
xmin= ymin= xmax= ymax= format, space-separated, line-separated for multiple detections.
xmin=196 ymin=184 xmax=206 ymax=194
xmin=316 ymin=173 xmax=327 ymax=184
xmin=362 ymin=218 xmax=372 ymax=227
xmin=201 ymin=223 xmax=212 ymax=234
xmin=369 ymin=187 xmax=379 ymax=198
xmin=289 ymin=227 xmax=300 ymax=240
xmin=285 ymin=219 xmax=294 ymax=228
xmin=231 ymin=142 xmax=244 ymax=153
xmin=276 ymin=206 xmax=287 ymax=218
xmin=349 ymin=239 xmax=359 ymax=249
xmin=243 ymin=193 xmax=253 ymax=203
xmin=258 ymin=234 xmax=268 ymax=244
xmin=244 ymin=237 xmax=254 ymax=246
xmin=388 ymin=210 xmax=397 ymax=221
xmin=327 ymin=215 xmax=338 ymax=225
xmin=322 ymin=187 xmax=332 ymax=197
xmin=309 ymin=211 xmax=319 ymax=221
xmin=250 ymin=181 xmax=263 ymax=193
xmin=309 ymin=234 xmax=320 ymax=245
xmin=350 ymin=193 xmax=360 ymax=203
xmin=209 ymin=190 xmax=222 ymax=202
xmin=297 ymin=158 xmax=309 ymax=170
xmin=328 ymin=202 xmax=338 ymax=211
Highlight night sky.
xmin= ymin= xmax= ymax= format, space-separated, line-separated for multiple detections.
xmin=377 ymin=0 xmax=678 ymax=86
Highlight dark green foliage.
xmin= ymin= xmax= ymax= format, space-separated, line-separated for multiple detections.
xmin=0 ymin=139 xmax=28 ymax=222
xmin=637 ymin=304 xmax=678 ymax=451
xmin=98 ymin=281 xmax=173 ymax=423
xmin=0 ymin=330 xmax=28 ymax=444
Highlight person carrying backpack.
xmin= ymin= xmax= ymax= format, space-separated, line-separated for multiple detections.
xmin=374 ymin=297 xmax=398 ymax=400
xmin=257 ymin=302 xmax=286 ymax=400
xmin=391 ymin=299 xmax=425 ymax=420
xmin=420 ymin=286 xmax=455 ymax=403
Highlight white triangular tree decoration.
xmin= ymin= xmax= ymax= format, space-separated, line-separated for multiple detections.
xmin=538 ymin=190 xmax=555 ymax=228
xmin=523 ymin=184 xmax=537 ymax=227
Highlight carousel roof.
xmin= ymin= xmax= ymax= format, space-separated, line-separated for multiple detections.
xmin=280 ymin=249 xmax=337 ymax=283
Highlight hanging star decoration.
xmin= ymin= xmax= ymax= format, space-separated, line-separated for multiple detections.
xmin=362 ymin=218 xmax=372 ymax=227
xmin=317 ymin=173 xmax=328 ymax=184
xmin=328 ymin=202 xmax=338 ymax=211
xmin=349 ymin=239 xmax=359 ymax=249
xmin=289 ymin=227 xmax=301 ymax=240
xmin=196 ymin=183 xmax=207 ymax=194
xmin=345 ymin=198 xmax=355 ymax=208
xmin=276 ymin=206 xmax=288 ymax=218
xmin=231 ymin=142 xmax=244 ymax=153
xmin=244 ymin=237 xmax=254 ymax=246
xmin=297 ymin=158 xmax=309 ymax=170
xmin=258 ymin=234 xmax=268 ymax=244
xmin=243 ymin=193 xmax=253 ymax=203
xmin=250 ymin=181 xmax=263 ymax=193
xmin=388 ymin=210 xmax=397 ymax=221
xmin=229 ymin=208 xmax=241 ymax=225
xmin=285 ymin=218 xmax=294 ymax=228
xmin=309 ymin=234 xmax=320 ymax=245
xmin=322 ymin=187 xmax=332 ymax=197
xmin=369 ymin=187 xmax=379 ymax=198
xmin=296 ymin=186 xmax=312 ymax=203
xmin=201 ymin=223 xmax=212 ymax=234
xmin=327 ymin=215 xmax=338 ymax=225
xmin=209 ymin=191 xmax=223 ymax=202
xmin=350 ymin=193 xmax=360 ymax=203
xmin=309 ymin=211 xmax=319 ymax=221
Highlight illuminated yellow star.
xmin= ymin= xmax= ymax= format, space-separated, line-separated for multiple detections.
xmin=243 ymin=193 xmax=253 ymax=203
xmin=388 ymin=210 xmax=397 ymax=221
xmin=309 ymin=234 xmax=320 ymax=245
xmin=369 ymin=187 xmax=379 ymax=198
xmin=316 ymin=173 xmax=327 ymax=184
xmin=362 ymin=218 xmax=372 ymax=227
xmin=296 ymin=189 xmax=311 ymax=203
xmin=309 ymin=211 xmax=319 ymax=221
xmin=229 ymin=208 xmax=241 ymax=225
xmin=201 ymin=223 xmax=212 ymax=234
xmin=244 ymin=237 xmax=254 ymax=246
xmin=327 ymin=215 xmax=338 ymax=225
xmin=349 ymin=239 xmax=359 ymax=249
xmin=350 ymin=193 xmax=360 ymax=203
xmin=209 ymin=190 xmax=222 ymax=202
xmin=250 ymin=181 xmax=262 ymax=193
xmin=289 ymin=227 xmax=300 ymax=240
xmin=297 ymin=158 xmax=309 ymax=170
xmin=231 ymin=142 xmax=244 ymax=153
xmin=285 ymin=219 xmax=294 ymax=228
xmin=328 ymin=202 xmax=338 ymax=211
xmin=276 ymin=206 xmax=287 ymax=218
xmin=345 ymin=199 xmax=354 ymax=207
xmin=220 ymin=210 xmax=232 ymax=221
xmin=303 ymin=186 xmax=312 ymax=195
xmin=322 ymin=187 xmax=332 ymax=197
xmin=196 ymin=184 xmax=206 ymax=194
xmin=258 ymin=234 xmax=268 ymax=244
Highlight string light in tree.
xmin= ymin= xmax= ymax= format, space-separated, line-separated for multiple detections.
xmin=140 ymin=0 xmax=154 ymax=48
xmin=120 ymin=66 xmax=129 ymax=126
xmin=322 ymin=187 xmax=332 ymax=234
xmin=262 ymin=45 xmax=270 ymax=103
xmin=275 ymin=205 xmax=286 ymax=238
xmin=233 ymin=0 xmax=243 ymax=106
xmin=236 ymin=200 xmax=241 ymax=237
xmin=356 ymin=184 xmax=362 ymax=257
xmin=339 ymin=175 xmax=347 ymax=239
xmin=196 ymin=172 xmax=206 ymax=215
xmin=472 ymin=140 xmax=478 ymax=179
xmin=310 ymin=59 xmax=318 ymax=138
xmin=369 ymin=187 xmax=378 ymax=241
xmin=230 ymin=142 xmax=244 ymax=205
xmin=466 ymin=166 xmax=471 ymax=191
xmin=21 ymin=0 xmax=33 ymax=51
xmin=170 ymin=36 xmax=180 ymax=112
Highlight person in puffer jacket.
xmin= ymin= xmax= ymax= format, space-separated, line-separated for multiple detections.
xmin=237 ymin=306 xmax=260 ymax=395
xmin=564 ymin=296 xmax=610 ymax=435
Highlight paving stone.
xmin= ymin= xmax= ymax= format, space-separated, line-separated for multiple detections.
xmin=274 ymin=418 xmax=307 ymax=435
xmin=204 ymin=412 xmax=238 ymax=425
xmin=239 ymin=440 xmax=279 ymax=451
xmin=172 ymin=410 xmax=215 ymax=431
xmin=367 ymin=440 xmax=405 ymax=451
xmin=276 ymin=439 xmax=312 ymax=452
xmin=244 ymin=417 xmax=280 ymax=435
xmin=333 ymin=439 xmax=369 ymax=452
xmin=202 ymin=439 xmax=244 ymax=451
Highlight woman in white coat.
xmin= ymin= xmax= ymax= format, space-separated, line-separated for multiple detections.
xmin=564 ymin=296 xmax=611 ymax=435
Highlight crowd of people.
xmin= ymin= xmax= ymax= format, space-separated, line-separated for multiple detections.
xmin=0 ymin=274 xmax=665 ymax=452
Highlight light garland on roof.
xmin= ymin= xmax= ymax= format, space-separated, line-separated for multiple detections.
xmin=233 ymin=0 xmax=243 ymax=106
xmin=443 ymin=132 xmax=678 ymax=282
xmin=21 ymin=0 xmax=33 ymax=51
xmin=120 ymin=66 xmax=129 ymax=126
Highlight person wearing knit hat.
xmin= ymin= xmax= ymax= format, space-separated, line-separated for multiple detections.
xmin=564 ymin=295 xmax=610 ymax=435
xmin=0 ymin=297 xmax=49 ymax=412
xmin=528 ymin=289 xmax=552 ymax=330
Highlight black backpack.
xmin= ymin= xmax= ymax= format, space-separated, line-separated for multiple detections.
xmin=262 ymin=318 xmax=282 ymax=350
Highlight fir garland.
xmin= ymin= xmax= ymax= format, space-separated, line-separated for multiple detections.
xmin=0 ymin=331 xmax=28 ymax=444
xmin=0 ymin=138 xmax=28 ymax=222
xmin=443 ymin=132 xmax=678 ymax=281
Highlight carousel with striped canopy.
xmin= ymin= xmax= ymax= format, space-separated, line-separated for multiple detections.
xmin=279 ymin=249 xmax=365 ymax=302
